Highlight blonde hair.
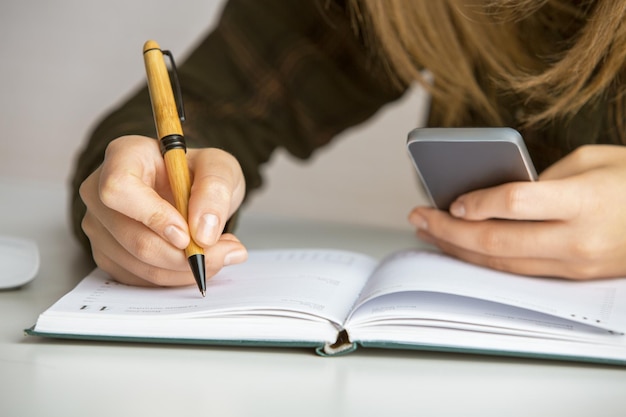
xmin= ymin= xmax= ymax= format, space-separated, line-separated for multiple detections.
xmin=349 ymin=0 xmax=626 ymax=137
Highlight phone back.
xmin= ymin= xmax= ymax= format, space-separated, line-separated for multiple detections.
xmin=407 ymin=128 xmax=537 ymax=210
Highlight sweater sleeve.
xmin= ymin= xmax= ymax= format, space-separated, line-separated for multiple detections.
xmin=70 ymin=0 xmax=406 ymax=252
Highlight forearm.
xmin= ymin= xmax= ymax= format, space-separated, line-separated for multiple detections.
xmin=70 ymin=0 xmax=406 ymax=252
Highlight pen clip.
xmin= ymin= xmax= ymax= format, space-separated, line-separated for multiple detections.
xmin=161 ymin=50 xmax=186 ymax=123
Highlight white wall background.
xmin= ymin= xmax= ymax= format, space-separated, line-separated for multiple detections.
xmin=0 ymin=0 xmax=428 ymax=231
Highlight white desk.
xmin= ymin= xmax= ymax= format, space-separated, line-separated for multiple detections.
xmin=1 ymin=178 xmax=625 ymax=417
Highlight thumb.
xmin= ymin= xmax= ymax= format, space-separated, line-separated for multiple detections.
xmin=187 ymin=148 xmax=246 ymax=247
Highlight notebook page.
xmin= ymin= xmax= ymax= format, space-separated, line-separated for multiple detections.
xmin=37 ymin=249 xmax=377 ymax=327
xmin=351 ymin=250 xmax=626 ymax=334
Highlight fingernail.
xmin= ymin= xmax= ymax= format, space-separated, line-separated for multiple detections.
xmin=409 ymin=212 xmax=428 ymax=230
xmin=197 ymin=213 xmax=219 ymax=245
xmin=164 ymin=225 xmax=188 ymax=249
xmin=450 ymin=201 xmax=466 ymax=218
xmin=224 ymin=249 xmax=247 ymax=266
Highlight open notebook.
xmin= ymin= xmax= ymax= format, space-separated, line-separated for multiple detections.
xmin=27 ymin=248 xmax=626 ymax=365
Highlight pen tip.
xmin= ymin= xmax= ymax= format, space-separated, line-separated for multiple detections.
xmin=188 ymin=254 xmax=206 ymax=298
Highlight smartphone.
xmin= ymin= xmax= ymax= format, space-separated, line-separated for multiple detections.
xmin=406 ymin=127 xmax=537 ymax=210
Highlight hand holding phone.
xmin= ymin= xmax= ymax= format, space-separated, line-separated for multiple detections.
xmin=407 ymin=127 xmax=537 ymax=210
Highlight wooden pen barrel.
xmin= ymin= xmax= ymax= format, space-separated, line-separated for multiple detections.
xmin=143 ymin=40 xmax=203 ymax=259
xmin=143 ymin=40 xmax=183 ymax=140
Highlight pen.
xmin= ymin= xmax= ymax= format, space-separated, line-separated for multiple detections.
xmin=142 ymin=40 xmax=206 ymax=297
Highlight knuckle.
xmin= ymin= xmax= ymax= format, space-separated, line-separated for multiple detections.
xmin=91 ymin=248 xmax=115 ymax=276
xmin=567 ymin=145 xmax=594 ymax=166
xmin=79 ymin=172 xmax=102 ymax=208
xmin=567 ymin=237 xmax=605 ymax=261
xmin=202 ymin=176 xmax=234 ymax=203
xmin=502 ymin=184 xmax=528 ymax=214
xmin=476 ymin=226 xmax=505 ymax=253
xmin=145 ymin=206 xmax=170 ymax=230
xmin=564 ymin=238 xmax=612 ymax=280
xmin=98 ymin=173 xmax=126 ymax=208
xmin=91 ymin=250 xmax=108 ymax=270
xmin=78 ymin=179 xmax=91 ymax=204
xmin=80 ymin=214 xmax=95 ymax=238
xmin=130 ymin=235 xmax=158 ymax=263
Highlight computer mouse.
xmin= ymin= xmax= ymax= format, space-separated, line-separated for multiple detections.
xmin=0 ymin=235 xmax=40 ymax=289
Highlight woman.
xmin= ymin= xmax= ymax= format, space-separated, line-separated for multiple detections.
xmin=72 ymin=0 xmax=626 ymax=287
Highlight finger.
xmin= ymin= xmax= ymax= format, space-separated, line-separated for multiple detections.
xmin=420 ymin=232 xmax=588 ymax=279
xmin=88 ymin=218 xmax=246 ymax=286
xmin=449 ymin=180 xmax=582 ymax=221
xmin=203 ymin=234 xmax=248 ymax=271
xmin=411 ymin=207 xmax=571 ymax=259
xmin=95 ymin=251 xmax=196 ymax=288
xmin=98 ymin=136 xmax=191 ymax=249
xmin=187 ymin=149 xmax=246 ymax=247
xmin=418 ymin=231 xmax=614 ymax=280
xmin=82 ymin=208 xmax=189 ymax=272
xmin=105 ymin=235 xmax=248 ymax=287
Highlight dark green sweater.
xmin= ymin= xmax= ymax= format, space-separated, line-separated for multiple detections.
xmin=70 ymin=0 xmax=618 ymax=253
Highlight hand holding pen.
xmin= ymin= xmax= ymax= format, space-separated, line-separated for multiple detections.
xmin=77 ymin=42 xmax=247 ymax=290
